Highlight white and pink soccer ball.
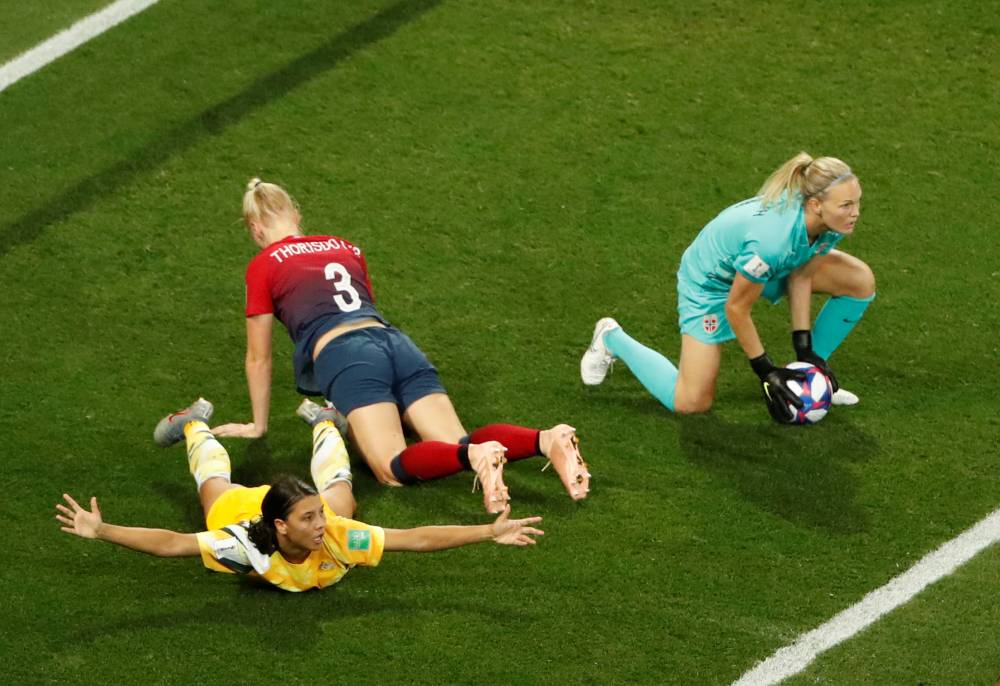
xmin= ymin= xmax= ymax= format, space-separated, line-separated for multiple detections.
xmin=783 ymin=362 xmax=833 ymax=425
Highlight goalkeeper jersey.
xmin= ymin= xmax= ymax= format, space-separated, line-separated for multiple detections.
xmin=196 ymin=486 xmax=385 ymax=592
xmin=677 ymin=195 xmax=844 ymax=302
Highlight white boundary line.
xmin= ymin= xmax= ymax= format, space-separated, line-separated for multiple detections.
xmin=0 ymin=0 xmax=162 ymax=94
xmin=733 ymin=507 xmax=1000 ymax=685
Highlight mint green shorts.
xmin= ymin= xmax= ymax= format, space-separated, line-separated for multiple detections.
xmin=677 ymin=276 xmax=786 ymax=344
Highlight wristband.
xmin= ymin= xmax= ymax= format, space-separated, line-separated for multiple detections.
xmin=749 ymin=352 xmax=774 ymax=380
xmin=792 ymin=330 xmax=812 ymax=356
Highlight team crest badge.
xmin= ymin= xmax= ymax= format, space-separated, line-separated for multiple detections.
xmin=703 ymin=314 xmax=718 ymax=334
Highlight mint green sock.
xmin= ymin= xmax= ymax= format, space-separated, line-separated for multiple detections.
xmin=813 ymin=293 xmax=875 ymax=360
xmin=605 ymin=327 xmax=678 ymax=411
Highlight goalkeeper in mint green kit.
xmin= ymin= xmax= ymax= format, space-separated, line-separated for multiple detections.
xmin=580 ymin=152 xmax=875 ymax=422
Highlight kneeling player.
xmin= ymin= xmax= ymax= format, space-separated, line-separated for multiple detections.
xmin=580 ymin=152 xmax=875 ymax=422
xmin=210 ymin=178 xmax=590 ymax=514
xmin=54 ymin=399 xmax=543 ymax=593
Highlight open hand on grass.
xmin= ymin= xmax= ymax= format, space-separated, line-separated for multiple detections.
xmin=56 ymin=494 xmax=102 ymax=539
xmin=490 ymin=505 xmax=544 ymax=546
xmin=211 ymin=422 xmax=265 ymax=439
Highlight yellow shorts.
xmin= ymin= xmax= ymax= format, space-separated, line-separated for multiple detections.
xmin=205 ymin=485 xmax=270 ymax=530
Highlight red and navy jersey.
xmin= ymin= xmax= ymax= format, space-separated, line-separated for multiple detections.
xmin=245 ymin=234 xmax=387 ymax=394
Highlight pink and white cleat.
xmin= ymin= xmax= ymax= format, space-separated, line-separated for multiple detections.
xmin=469 ymin=441 xmax=509 ymax=514
xmin=541 ymin=424 xmax=591 ymax=500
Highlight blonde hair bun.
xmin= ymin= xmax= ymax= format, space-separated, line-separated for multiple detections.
xmin=241 ymin=179 xmax=298 ymax=230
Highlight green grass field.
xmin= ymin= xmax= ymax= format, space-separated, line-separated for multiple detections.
xmin=2 ymin=1 xmax=999 ymax=683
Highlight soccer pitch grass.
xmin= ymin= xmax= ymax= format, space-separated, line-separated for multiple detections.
xmin=2 ymin=1 xmax=998 ymax=683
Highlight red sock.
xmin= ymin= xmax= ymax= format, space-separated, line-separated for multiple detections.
xmin=467 ymin=424 xmax=541 ymax=461
xmin=390 ymin=441 xmax=468 ymax=484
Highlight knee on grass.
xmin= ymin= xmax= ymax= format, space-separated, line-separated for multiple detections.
xmin=372 ymin=464 xmax=403 ymax=487
xmin=673 ymin=394 xmax=713 ymax=414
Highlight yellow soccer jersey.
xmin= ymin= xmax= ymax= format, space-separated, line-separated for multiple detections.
xmin=195 ymin=486 xmax=385 ymax=592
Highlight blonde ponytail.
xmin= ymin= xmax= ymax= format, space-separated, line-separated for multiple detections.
xmin=242 ymin=178 xmax=298 ymax=229
xmin=758 ymin=152 xmax=855 ymax=208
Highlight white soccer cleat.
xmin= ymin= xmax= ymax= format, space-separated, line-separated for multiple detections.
xmin=580 ymin=317 xmax=620 ymax=386
xmin=831 ymin=388 xmax=860 ymax=406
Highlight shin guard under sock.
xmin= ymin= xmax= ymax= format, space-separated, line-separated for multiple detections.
xmin=390 ymin=442 xmax=468 ymax=485
xmin=465 ymin=424 xmax=541 ymax=461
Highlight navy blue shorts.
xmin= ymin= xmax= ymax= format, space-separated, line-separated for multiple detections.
xmin=313 ymin=326 xmax=447 ymax=416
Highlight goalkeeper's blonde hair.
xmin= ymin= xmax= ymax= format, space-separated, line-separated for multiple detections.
xmin=242 ymin=178 xmax=299 ymax=228
xmin=757 ymin=152 xmax=854 ymax=208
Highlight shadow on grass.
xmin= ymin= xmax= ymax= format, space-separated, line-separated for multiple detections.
xmin=150 ymin=432 xmax=576 ymax=530
xmin=55 ymin=591 xmax=524 ymax=655
xmin=151 ymin=436 xmax=405 ymax=527
xmin=0 ymin=0 xmax=443 ymax=258
xmin=151 ymin=438 xmax=307 ymax=528
xmin=152 ymin=480 xmax=205 ymax=529
xmin=362 ymin=456 xmax=582 ymax=524
xmin=676 ymin=411 xmax=877 ymax=534
xmin=232 ymin=438 xmax=286 ymax=487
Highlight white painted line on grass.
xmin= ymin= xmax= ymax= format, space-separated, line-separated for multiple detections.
xmin=733 ymin=507 xmax=1000 ymax=686
xmin=0 ymin=0 xmax=161 ymax=94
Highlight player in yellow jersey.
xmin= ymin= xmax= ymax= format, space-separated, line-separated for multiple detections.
xmin=54 ymin=399 xmax=543 ymax=592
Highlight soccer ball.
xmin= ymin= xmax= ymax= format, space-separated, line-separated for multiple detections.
xmin=783 ymin=362 xmax=832 ymax=425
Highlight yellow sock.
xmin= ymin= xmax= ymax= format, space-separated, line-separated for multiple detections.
xmin=311 ymin=421 xmax=351 ymax=491
xmin=184 ymin=421 xmax=232 ymax=488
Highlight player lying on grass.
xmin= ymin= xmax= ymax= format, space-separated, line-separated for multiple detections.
xmin=581 ymin=152 xmax=876 ymax=422
xmin=210 ymin=178 xmax=589 ymax=513
xmin=54 ymin=399 xmax=543 ymax=593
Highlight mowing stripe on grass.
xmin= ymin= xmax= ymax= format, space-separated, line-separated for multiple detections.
xmin=733 ymin=507 xmax=1000 ymax=685
xmin=0 ymin=0 xmax=161 ymax=93
xmin=0 ymin=0 xmax=441 ymax=259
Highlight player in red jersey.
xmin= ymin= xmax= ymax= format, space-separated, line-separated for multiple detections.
xmin=211 ymin=179 xmax=590 ymax=513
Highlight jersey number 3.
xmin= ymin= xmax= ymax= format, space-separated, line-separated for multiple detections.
xmin=324 ymin=262 xmax=362 ymax=312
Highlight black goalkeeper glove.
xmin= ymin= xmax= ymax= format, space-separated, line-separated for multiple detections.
xmin=749 ymin=352 xmax=807 ymax=423
xmin=792 ymin=330 xmax=839 ymax=393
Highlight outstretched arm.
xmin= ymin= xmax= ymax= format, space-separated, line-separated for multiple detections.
xmin=55 ymin=494 xmax=200 ymax=558
xmin=213 ymin=313 xmax=273 ymax=438
xmin=382 ymin=506 xmax=543 ymax=552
